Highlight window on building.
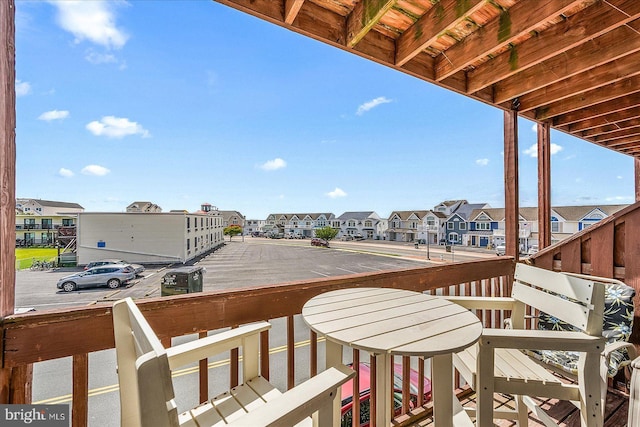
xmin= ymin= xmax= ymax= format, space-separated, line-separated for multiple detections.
xmin=364 ymin=220 xmax=372 ymax=228
xmin=62 ymin=219 xmax=73 ymax=226
xmin=448 ymin=233 xmax=459 ymax=243
xmin=42 ymin=218 xmax=52 ymax=229
xmin=459 ymin=223 xmax=467 ymax=230
xmin=447 ymin=222 xmax=453 ymax=230
xmin=348 ymin=220 xmax=356 ymax=227
xmin=187 ymin=217 xmax=191 ymax=229
xmin=476 ymin=222 xmax=490 ymax=230
xmin=187 ymin=239 xmax=190 ymax=250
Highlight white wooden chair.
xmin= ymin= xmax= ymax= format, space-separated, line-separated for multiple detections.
xmin=445 ymin=263 xmax=607 ymax=427
xmin=113 ymin=297 xmax=355 ymax=427
xmin=628 ymin=356 xmax=640 ymax=425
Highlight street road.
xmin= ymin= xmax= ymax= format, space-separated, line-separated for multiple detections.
xmin=17 ymin=239 xmax=495 ymax=426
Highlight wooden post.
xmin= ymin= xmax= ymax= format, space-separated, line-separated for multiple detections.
xmin=504 ymin=108 xmax=519 ymax=260
xmin=0 ymin=0 xmax=17 ymax=405
xmin=537 ymin=122 xmax=552 ymax=249
xmin=635 ymin=157 xmax=640 ymax=202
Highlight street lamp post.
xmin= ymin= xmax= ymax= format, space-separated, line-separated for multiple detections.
xmin=424 ymin=224 xmax=430 ymax=260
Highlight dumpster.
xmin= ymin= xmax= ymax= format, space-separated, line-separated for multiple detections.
xmin=161 ymin=266 xmax=204 ymax=296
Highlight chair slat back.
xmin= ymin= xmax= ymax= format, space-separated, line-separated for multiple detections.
xmin=512 ymin=264 xmax=605 ymax=336
xmin=114 ymin=298 xmax=176 ymax=427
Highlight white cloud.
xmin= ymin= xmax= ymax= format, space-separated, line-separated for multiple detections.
xmin=260 ymin=158 xmax=287 ymax=171
xmin=16 ymin=80 xmax=31 ymax=97
xmin=326 ymin=188 xmax=347 ymax=198
xmin=85 ymin=51 xmax=117 ymax=64
xmin=356 ymin=96 xmax=392 ymax=116
xmin=476 ymin=158 xmax=489 ymax=166
xmin=50 ymin=0 xmax=129 ymax=49
xmin=38 ymin=110 xmax=69 ymax=121
xmin=81 ymin=164 xmax=110 ymax=176
xmin=58 ymin=168 xmax=74 ymax=178
xmin=523 ymin=142 xmax=563 ymax=158
xmin=86 ymin=116 xmax=150 ymax=138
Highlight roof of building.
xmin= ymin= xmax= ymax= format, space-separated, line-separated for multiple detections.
xmin=17 ymin=198 xmax=84 ymax=210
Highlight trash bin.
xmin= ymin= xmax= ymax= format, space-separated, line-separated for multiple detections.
xmin=445 ymin=245 xmax=452 ymax=252
xmin=161 ymin=266 xmax=204 ymax=296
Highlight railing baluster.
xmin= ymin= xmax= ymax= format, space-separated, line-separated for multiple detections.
xmin=402 ymin=355 xmax=410 ymax=414
xmin=287 ymin=315 xmax=295 ymax=389
xmin=199 ymin=331 xmax=208 ymax=402
xmin=370 ymin=353 xmax=377 ymax=427
xmin=352 ymin=349 xmax=360 ymax=427
xmin=260 ymin=329 xmax=270 ymax=380
xmin=417 ymin=357 xmax=425 ymax=407
xmin=72 ymin=354 xmax=88 ymax=427
xmin=310 ymin=330 xmax=317 ymax=378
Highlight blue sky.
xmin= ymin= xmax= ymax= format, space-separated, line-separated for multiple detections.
xmin=15 ymin=0 xmax=635 ymax=219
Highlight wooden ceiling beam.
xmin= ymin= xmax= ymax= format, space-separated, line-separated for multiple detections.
xmin=519 ymin=49 xmax=640 ymax=112
xmin=494 ymin=24 xmax=640 ymax=104
xmin=467 ymin=0 xmax=640 ymax=94
xmin=537 ymin=74 xmax=640 ymax=121
xmin=602 ymin=134 xmax=640 ymax=147
xmin=347 ymin=0 xmax=397 ymax=48
xmin=395 ymin=0 xmax=485 ymax=67
xmin=594 ymin=127 xmax=640 ymax=143
xmin=285 ymin=0 xmax=305 ymax=25
xmin=435 ymin=0 xmax=582 ymax=82
xmin=580 ymin=118 xmax=640 ymax=138
xmin=558 ymin=95 xmax=640 ymax=128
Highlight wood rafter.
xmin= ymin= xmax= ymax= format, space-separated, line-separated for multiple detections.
xmin=285 ymin=0 xmax=304 ymax=25
xmin=435 ymin=0 xmax=584 ymax=82
xmin=347 ymin=0 xmax=396 ymax=48
xmin=395 ymin=0 xmax=485 ymax=67
xmin=467 ymin=0 xmax=640 ymax=94
xmin=214 ymin=0 xmax=640 ymax=157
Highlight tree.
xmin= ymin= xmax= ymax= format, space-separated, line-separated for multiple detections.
xmin=314 ymin=226 xmax=338 ymax=241
xmin=224 ymin=225 xmax=243 ymax=241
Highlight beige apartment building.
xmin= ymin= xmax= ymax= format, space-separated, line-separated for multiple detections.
xmin=76 ymin=211 xmax=224 ymax=266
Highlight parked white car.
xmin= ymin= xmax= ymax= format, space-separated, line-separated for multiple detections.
xmin=495 ymin=244 xmax=506 ymax=256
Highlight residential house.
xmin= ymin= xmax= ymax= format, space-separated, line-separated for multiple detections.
xmin=263 ymin=213 xmax=336 ymax=238
xmin=126 ymin=201 xmax=162 ymax=213
xmin=219 ymin=210 xmax=245 ymax=230
xmin=335 ymin=211 xmax=383 ymax=240
xmin=444 ymin=202 xmax=491 ymax=245
xmin=386 ymin=210 xmax=430 ymax=242
xmin=15 ymin=198 xmax=84 ymax=247
xmin=418 ymin=211 xmax=447 ymax=245
xmin=468 ymin=204 xmax=628 ymax=251
xmin=244 ymin=219 xmax=265 ymax=236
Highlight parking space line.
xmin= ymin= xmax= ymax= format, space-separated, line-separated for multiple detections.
xmin=310 ymin=270 xmax=330 ymax=277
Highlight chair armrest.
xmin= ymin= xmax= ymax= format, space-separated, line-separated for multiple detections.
xmin=442 ymin=296 xmax=516 ymax=310
xmin=227 ymin=364 xmax=356 ymax=427
xmin=480 ymin=328 xmax=606 ymax=352
xmin=166 ymin=321 xmax=271 ymax=369
xmin=604 ymin=341 xmax=637 ymax=358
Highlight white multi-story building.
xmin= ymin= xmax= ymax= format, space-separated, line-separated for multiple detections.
xmin=76 ymin=211 xmax=224 ymax=265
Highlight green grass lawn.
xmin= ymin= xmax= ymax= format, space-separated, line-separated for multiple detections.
xmin=15 ymin=248 xmax=60 ymax=270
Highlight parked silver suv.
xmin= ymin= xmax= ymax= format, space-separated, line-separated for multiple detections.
xmin=57 ymin=264 xmax=135 ymax=292
xmin=84 ymin=258 xmax=145 ymax=276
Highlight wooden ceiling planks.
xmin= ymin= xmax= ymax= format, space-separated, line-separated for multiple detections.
xmin=214 ymin=0 xmax=640 ymax=157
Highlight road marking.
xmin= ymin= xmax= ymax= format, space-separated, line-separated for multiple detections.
xmin=310 ymin=270 xmax=330 ymax=277
xmin=336 ymin=267 xmax=358 ymax=274
xmin=33 ymin=337 xmax=325 ymax=405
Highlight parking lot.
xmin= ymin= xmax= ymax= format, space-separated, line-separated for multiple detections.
xmin=14 ymin=239 xmax=438 ymax=311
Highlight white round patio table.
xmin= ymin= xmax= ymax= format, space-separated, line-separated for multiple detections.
xmin=301 ymin=287 xmax=482 ymax=427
